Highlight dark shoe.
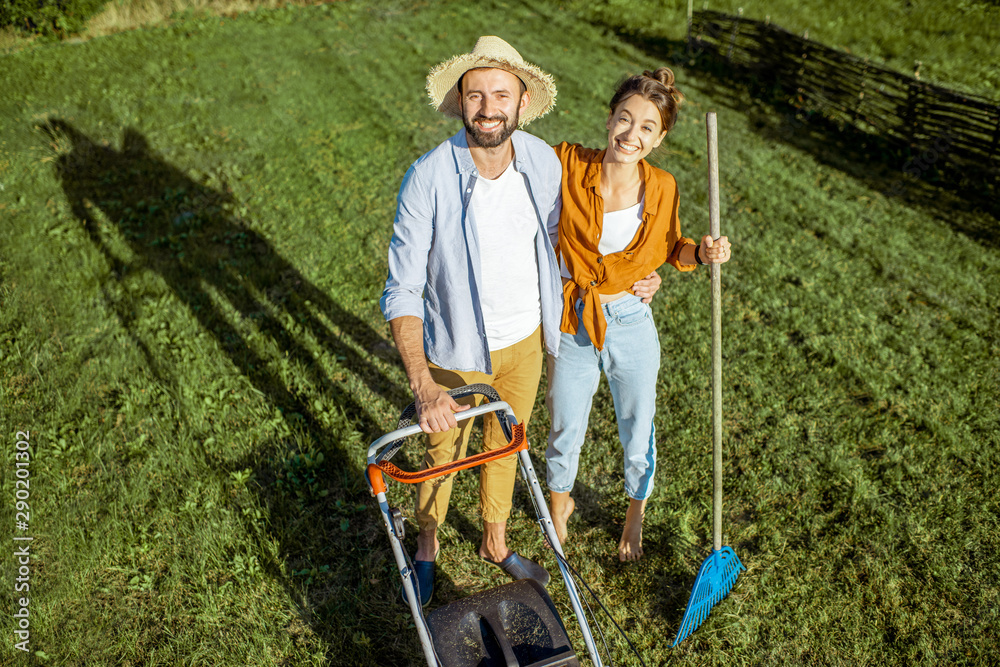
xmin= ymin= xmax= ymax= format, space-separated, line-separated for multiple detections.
xmin=401 ymin=559 xmax=434 ymax=607
xmin=484 ymin=551 xmax=550 ymax=587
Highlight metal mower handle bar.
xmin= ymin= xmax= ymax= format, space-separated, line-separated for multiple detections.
xmin=395 ymin=383 xmax=503 ymax=427
xmin=372 ymin=383 xmax=514 ymax=464
xmin=366 ymin=400 xmax=516 ymax=463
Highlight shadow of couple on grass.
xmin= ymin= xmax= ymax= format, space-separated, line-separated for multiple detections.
xmin=40 ymin=119 xmax=698 ymax=664
xmin=38 ymin=118 xmax=488 ymax=663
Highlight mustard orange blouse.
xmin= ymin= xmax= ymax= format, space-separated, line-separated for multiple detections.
xmin=554 ymin=141 xmax=696 ymax=350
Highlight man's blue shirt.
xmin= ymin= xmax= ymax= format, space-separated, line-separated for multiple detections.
xmin=380 ymin=129 xmax=563 ymax=374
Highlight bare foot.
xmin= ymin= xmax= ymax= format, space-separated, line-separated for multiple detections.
xmin=549 ymin=492 xmax=576 ymax=545
xmin=618 ymin=498 xmax=647 ymax=562
xmin=478 ymin=521 xmax=513 ymax=563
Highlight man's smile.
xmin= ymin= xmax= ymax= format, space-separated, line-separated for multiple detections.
xmin=475 ymin=116 xmax=505 ymax=131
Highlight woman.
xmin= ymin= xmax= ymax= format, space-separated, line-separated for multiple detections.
xmin=546 ymin=68 xmax=732 ymax=561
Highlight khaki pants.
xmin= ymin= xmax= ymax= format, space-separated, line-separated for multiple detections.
xmin=417 ymin=326 xmax=543 ymax=531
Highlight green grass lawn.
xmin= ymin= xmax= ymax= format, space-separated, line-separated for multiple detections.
xmin=1 ymin=0 xmax=998 ymax=664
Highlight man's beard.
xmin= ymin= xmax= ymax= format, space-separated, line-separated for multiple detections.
xmin=464 ymin=111 xmax=519 ymax=148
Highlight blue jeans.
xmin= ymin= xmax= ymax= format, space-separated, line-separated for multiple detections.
xmin=545 ymin=294 xmax=660 ymax=500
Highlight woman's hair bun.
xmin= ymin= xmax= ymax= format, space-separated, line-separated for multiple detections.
xmin=644 ymin=67 xmax=683 ymax=104
xmin=644 ymin=67 xmax=676 ymax=89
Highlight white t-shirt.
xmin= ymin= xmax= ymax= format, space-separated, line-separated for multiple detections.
xmin=470 ymin=161 xmax=542 ymax=351
xmin=560 ymin=198 xmax=645 ymax=278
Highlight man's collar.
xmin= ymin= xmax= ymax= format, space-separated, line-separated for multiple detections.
xmin=451 ymin=129 xmax=476 ymax=174
xmin=451 ymin=129 xmax=527 ymax=175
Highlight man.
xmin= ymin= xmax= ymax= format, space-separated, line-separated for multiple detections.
xmin=380 ymin=36 xmax=659 ymax=606
xmin=381 ymin=36 xmax=562 ymax=607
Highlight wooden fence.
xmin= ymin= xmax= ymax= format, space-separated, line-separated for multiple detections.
xmin=689 ymin=10 xmax=1000 ymax=190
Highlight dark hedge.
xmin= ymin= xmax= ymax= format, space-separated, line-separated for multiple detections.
xmin=1 ymin=0 xmax=111 ymax=37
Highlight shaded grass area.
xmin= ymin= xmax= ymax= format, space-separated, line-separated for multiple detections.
xmin=557 ymin=0 xmax=1000 ymax=99
xmin=1 ymin=0 xmax=998 ymax=664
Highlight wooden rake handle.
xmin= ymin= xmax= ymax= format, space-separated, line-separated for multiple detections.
xmin=707 ymin=112 xmax=724 ymax=553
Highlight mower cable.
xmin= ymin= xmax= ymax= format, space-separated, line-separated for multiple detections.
xmin=519 ymin=460 xmax=645 ymax=665
xmin=570 ymin=558 xmax=612 ymax=662
xmin=551 ymin=547 xmax=649 ymax=667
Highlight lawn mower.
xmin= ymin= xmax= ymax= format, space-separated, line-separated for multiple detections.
xmin=365 ymin=383 xmax=605 ymax=666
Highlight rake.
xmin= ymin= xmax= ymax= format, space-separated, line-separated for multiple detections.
xmin=672 ymin=112 xmax=746 ymax=647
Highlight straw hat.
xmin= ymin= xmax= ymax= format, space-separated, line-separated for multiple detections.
xmin=426 ymin=36 xmax=557 ymax=126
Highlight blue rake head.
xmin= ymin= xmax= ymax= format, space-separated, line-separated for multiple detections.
xmin=672 ymin=546 xmax=745 ymax=647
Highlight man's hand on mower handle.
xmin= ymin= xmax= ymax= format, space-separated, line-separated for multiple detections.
xmin=414 ymin=384 xmax=470 ymax=434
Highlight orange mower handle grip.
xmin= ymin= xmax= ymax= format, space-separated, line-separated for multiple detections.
xmin=365 ymin=399 xmax=524 ymax=496
xmin=367 ymin=422 xmax=526 ymax=495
